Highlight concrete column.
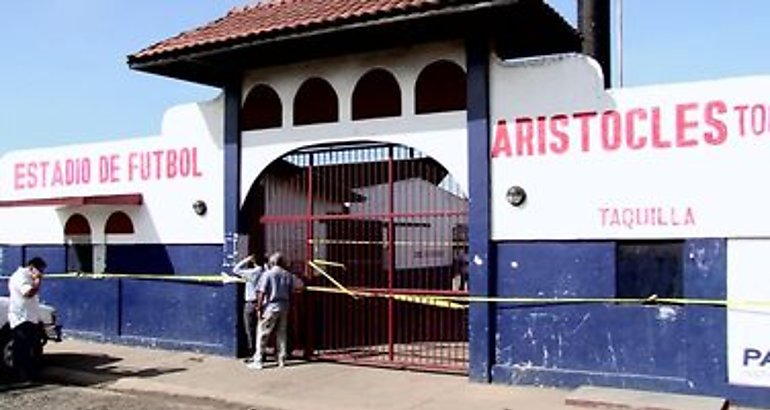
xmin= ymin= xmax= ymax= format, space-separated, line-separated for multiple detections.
xmin=222 ymin=80 xmax=243 ymax=357
xmin=466 ymin=35 xmax=493 ymax=383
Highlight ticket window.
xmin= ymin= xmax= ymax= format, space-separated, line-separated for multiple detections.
xmin=616 ymin=240 xmax=684 ymax=299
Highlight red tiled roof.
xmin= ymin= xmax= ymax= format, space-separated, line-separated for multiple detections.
xmin=132 ymin=0 xmax=467 ymax=61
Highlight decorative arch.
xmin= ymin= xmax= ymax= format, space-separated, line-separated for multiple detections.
xmin=64 ymin=213 xmax=91 ymax=235
xmin=241 ymin=84 xmax=282 ymax=130
xmin=415 ymin=60 xmax=466 ymax=114
xmin=64 ymin=213 xmax=93 ymax=273
xmin=352 ymin=68 xmax=401 ymax=120
xmin=293 ymin=77 xmax=338 ymax=126
xmin=105 ymin=211 xmax=134 ymax=234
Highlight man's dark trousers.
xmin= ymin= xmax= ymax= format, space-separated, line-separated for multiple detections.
xmin=12 ymin=321 xmax=40 ymax=381
xmin=244 ymin=301 xmax=258 ymax=356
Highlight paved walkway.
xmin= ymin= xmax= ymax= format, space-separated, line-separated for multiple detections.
xmin=39 ymin=339 xmax=569 ymax=410
xmin=37 ymin=339 xmax=763 ymax=410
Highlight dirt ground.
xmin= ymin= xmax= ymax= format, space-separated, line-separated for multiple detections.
xmin=0 ymin=383 xmax=266 ymax=410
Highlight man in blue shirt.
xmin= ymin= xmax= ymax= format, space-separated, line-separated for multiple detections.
xmin=248 ymin=252 xmax=303 ymax=370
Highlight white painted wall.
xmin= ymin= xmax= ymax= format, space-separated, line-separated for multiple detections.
xmin=0 ymin=97 xmax=224 ymax=244
xmin=727 ymin=239 xmax=770 ymax=387
xmin=239 ymin=41 xmax=469 ymax=201
xmin=488 ymin=53 xmax=770 ymax=388
xmin=490 ymin=53 xmax=770 ymax=240
xmin=0 ymin=40 xmax=469 ymax=254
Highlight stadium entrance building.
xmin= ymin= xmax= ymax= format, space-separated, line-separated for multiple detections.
xmin=1 ymin=0 xmax=768 ymax=406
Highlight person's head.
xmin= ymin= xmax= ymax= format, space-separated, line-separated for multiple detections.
xmin=253 ymin=254 xmax=268 ymax=267
xmin=26 ymin=257 xmax=47 ymax=275
xmin=267 ymin=252 xmax=288 ymax=269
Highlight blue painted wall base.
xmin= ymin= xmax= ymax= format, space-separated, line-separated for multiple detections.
xmin=1 ymin=243 xmax=240 ymax=357
xmin=478 ymin=239 xmax=769 ymax=408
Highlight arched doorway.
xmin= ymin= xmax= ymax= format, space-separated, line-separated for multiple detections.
xmin=241 ymin=142 xmax=469 ymax=373
xmin=64 ymin=213 xmax=93 ymax=273
xmin=104 ymin=211 xmax=135 ymax=273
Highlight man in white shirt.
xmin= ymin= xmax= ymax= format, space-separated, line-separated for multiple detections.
xmin=7 ymin=257 xmax=47 ymax=381
xmin=229 ymin=254 xmax=266 ymax=360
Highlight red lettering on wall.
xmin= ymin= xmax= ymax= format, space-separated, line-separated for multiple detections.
xmin=38 ymin=161 xmax=49 ymax=187
xmin=704 ymin=100 xmax=728 ymax=145
xmin=573 ymin=111 xmax=597 ymax=152
xmin=490 ymin=99 xmax=770 ymax=160
xmin=152 ymin=150 xmax=164 ymax=179
xmin=625 ymin=108 xmax=648 ymax=150
xmin=128 ymin=152 xmax=138 ymax=181
xmin=549 ymin=114 xmax=570 ymax=154
xmin=599 ymin=206 xmax=696 ymax=229
xmin=649 ymin=107 xmax=669 ymax=148
xmin=751 ymin=104 xmax=767 ymax=136
xmin=51 ymin=162 xmax=63 ymax=186
xmin=490 ymin=120 xmax=512 ymax=158
xmin=10 ymin=146 xmax=203 ymax=192
xmin=14 ymin=163 xmax=25 ymax=190
xmin=27 ymin=162 xmax=38 ymax=188
xmin=167 ymin=149 xmax=178 ymax=178
xmin=515 ymin=118 xmax=534 ymax=156
xmin=600 ymin=110 xmax=622 ymax=151
xmin=734 ymin=105 xmax=749 ymax=136
xmin=675 ymin=102 xmax=699 ymax=148
xmin=536 ymin=116 xmax=548 ymax=155
xmin=192 ymin=147 xmax=203 ymax=177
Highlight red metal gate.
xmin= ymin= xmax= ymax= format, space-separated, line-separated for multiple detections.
xmin=252 ymin=142 xmax=468 ymax=373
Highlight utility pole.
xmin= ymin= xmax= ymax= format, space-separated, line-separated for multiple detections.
xmin=578 ymin=0 xmax=612 ymax=88
xmin=616 ymin=0 xmax=623 ymax=87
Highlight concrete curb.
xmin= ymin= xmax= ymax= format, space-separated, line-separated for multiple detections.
xmin=564 ymin=386 xmax=728 ymax=410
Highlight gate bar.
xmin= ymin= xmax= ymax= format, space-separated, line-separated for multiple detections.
xmin=387 ymin=145 xmax=395 ymax=361
xmin=260 ymin=210 xmax=466 ymax=223
xmin=305 ymin=152 xmax=315 ymax=357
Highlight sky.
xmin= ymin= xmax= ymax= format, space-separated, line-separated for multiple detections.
xmin=1 ymin=0 xmax=769 ymax=154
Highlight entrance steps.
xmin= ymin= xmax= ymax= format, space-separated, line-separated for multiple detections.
xmin=565 ymin=386 xmax=728 ymax=410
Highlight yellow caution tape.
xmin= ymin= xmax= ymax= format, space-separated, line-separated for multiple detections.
xmin=306 ymin=285 xmax=371 ymax=297
xmin=307 ymin=261 xmax=359 ymax=300
xmin=22 ymin=272 xmax=770 ymax=309
xmin=45 ymin=272 xmax=230 ymax=283
xmin=392 ymin=294 xmax=468 ymax=310
xmin=306 ymin=285 xmax=466 ymax=310
xmin=311 ymin=259 xmax=347 ymax=269
xmin=308 ymin=239 xmax=468 ymax=247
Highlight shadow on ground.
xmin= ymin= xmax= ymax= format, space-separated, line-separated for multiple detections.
xmin=37 ymin=352 xmax=185 ymax=386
